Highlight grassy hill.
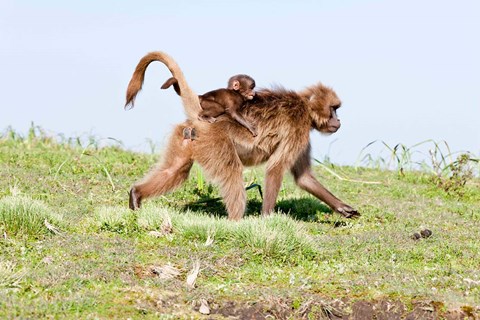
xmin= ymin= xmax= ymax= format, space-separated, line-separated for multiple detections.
xmin=1 ymin=127 xmax=479 ymax=319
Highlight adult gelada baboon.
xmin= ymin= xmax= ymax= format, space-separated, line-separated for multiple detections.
xmin=125 ymin=51 xmax=359 ymax=220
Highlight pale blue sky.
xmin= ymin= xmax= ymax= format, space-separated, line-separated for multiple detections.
xmin=1 ymin=0 xmax=479 ymax=165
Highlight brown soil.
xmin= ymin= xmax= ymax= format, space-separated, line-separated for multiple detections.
xmin=208 ymin=298 xmax=478 ymax=319
xmin=132 ymin=265 xmax=478 ymax=319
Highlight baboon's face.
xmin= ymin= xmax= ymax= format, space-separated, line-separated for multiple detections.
xmin=307 ymin=85 xmax=342 ymax=134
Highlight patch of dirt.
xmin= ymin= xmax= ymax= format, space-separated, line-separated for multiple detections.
xmin=129 ymin=270 xmax=478 ymax=319
xmin=209 ymin=298 xmax=478 ymax=319
xmin=213 ymin=301 xmax=281 ymax=319
xmin=133 ymin=264 xmax=180 ymax=280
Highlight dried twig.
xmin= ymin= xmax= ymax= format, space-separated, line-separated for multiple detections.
xmin=315 ymin=160 xmax=381 ymax=184
xmin=44 ymin=219 xmax=61 ymax=235
xmin=186 ymin=260 xmax=201 ymax=289
xmin=205 ymin=229 xmax=214 ymax=246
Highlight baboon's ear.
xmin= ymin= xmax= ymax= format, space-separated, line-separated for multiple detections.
xmin=232 ymin=80 xmax=240 ymax=90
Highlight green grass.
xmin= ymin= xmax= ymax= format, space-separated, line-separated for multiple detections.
xmin=0 ymin=196 xmax=63 ymax=239
xmin=1 ymin=127 xmax=479 ymax=318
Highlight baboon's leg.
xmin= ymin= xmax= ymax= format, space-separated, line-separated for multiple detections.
xmin=194 ymin=133 xmax=246 ymax=220
xmin=261 ymin=164 xmax=286 ymax=215
xmin=229 ymin=110 xmax=258 ymax=137
xmin=290 ymin=147 xmax=359 ymax=218
xmin=218 ymin=169 xmax=246 ymax=221
xmin=129 ymin=125 xmax=194 ymax=210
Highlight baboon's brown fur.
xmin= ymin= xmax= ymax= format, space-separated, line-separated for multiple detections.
xmin=126 ymin=51 xmax=359 ymax=220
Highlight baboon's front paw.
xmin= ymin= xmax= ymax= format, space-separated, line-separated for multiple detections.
xmin=336 ymin=205 xmax=360 ymax=218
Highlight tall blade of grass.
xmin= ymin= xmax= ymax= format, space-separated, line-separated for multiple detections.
xmin=79 ymin=143 xmax=116 ymax=191
xmin=196 ymin=166 xmax=204 ymax=192
xmin=355 ymin=140 xmax=379 ymax=167
xmin=314 ymin=159 xmax=381 ymax=184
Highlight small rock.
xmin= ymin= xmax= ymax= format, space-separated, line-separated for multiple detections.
xmin=148 ymin=231 xmax=164 ymax=238
xmin=161 ymin=217 xmax=173 ymax=234
xmin=151 ymin=264 xmax=180 ymax=279
xmin=420 ymin=229 xmax=432 ymax=238
xmin=199 ymin=299 xmax=210 ymax=315
xmin=42 ymin=256 xmax=54 ymax=264
xmin=411 ymin=232 xmax=421 ymax=240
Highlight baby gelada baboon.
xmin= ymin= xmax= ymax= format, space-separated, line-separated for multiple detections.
xmin=161 ymin=74 xmax=257 ymax=137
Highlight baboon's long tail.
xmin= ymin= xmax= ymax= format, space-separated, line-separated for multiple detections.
xmin=125 ymin=51 xmax=201 ymax=121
